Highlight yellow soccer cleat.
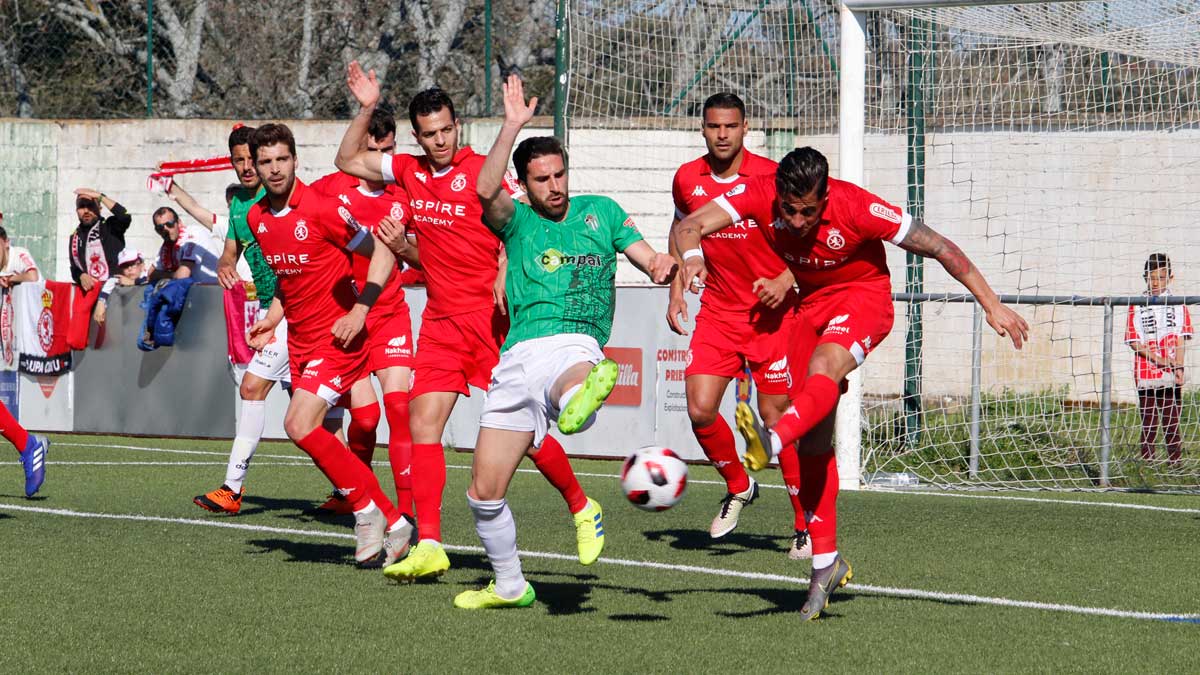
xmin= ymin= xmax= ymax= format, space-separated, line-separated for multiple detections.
xmin=558 ymin=359 xmax=618 ymax=434
xmin=383 ymin=540 xmax=450 ymax=582
xmin=736 ymin=402 xmax=771 ymax=472
xmin=453 ymin=581 xmax=536 ymax=609
xmin=572 ymin=498 xmax=605 ymax=565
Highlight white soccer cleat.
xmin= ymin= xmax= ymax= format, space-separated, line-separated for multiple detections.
xmin=709 ymin=477 xmax=759 ymax=539
xmin=353 ymin=504 xmax=388 ymax=563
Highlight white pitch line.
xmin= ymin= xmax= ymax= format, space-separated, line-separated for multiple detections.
xmin=52 ymin=441 xmax=1200 ymax=515
xmin=0 ymin=502 xmax=1195 ymax=624
xmin=1 ymin=461 xmax=314 ymax=467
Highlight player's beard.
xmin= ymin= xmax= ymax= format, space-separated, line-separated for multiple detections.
xmin=533 ymin=194 xmax=569 ymax=221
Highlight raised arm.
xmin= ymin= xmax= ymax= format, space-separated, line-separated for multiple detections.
xmin=897 ymin=219 xmax=1029 ymax=349
xmin=167 ymin=181 xmax=217 ymax=231
xmin=334 ymin=61 xmax=386 ymax=182
xmin=478 ymin=74 xmax=537 ymax=230
xmin=671 ymin=200 xmax=735 ymax=294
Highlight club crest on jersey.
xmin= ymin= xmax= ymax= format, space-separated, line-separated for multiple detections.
xmin=585 ymin=213 xmax=599 ymax=231
xmin=414 ymin=171 xmax=427 ymax=183
xmin=691 ymin=185 xmax=707 ymax=197
xmin=389 ymin=202 xmax=405 ymax=220
xmin=294 ymin=220 xmax=309 ymax=241
xmin=869 ymin=203 xmax=902 ymax=224
xmin=451 ymin=174 xmax=468 ymax=192
xmin=826 ymin=228 xmax=845 ymax=250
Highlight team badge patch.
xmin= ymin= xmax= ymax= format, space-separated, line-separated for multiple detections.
xmin=389 ymin=202 xmax=405 ymax=220
xmin=585 ymin=214 xmax=599 ymax=231
xmin=451 ymin=174 xmax=468 ymax=192
xmin=826 ymin=228 xmax=845 ymax=250
xmin=294 ymin=221 xmax=309 ymax=241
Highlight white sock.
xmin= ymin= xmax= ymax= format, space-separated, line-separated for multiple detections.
xmin=813 ymin=551 xmax=839 ymax=570
xmin=467 ymin=494 xmax=526 ymax=599
xmin=769 ymin=430 xmax=783 ymax=459
xmin=353 ymin=499 xmax=378 ymax=516
xmin=224 ymin=400 xmax=266 ymax=491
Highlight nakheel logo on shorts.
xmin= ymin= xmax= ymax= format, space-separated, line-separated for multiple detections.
xmin=302 ymin=358 xmax=323 ymax=378
xmin=869 ymin=203 xmax=902 ymax=224
xmin=765 ymin=355 xmax=790 ymax=386
xmin=825 ymin=313 xmax=851 ymax=335
xmin=602 ymin=347 xmax=643 ymax=406
xmin=385 ymin=335 xmax=412 ymax=357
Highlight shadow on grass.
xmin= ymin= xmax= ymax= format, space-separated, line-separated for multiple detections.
xmin=712 ymin=585 xmax=854 ymax=620
xmin=641 ymin=527 xmax=788 ymax=556
xmin=246 ymin=537 xmax=353 ymax=565
xmin=238 ymin=494 xmax=338 ymax=520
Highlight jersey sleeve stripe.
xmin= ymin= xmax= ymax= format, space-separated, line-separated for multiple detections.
xmin=889 ymin=211 xmax=914 ymax=245
xmin=712 ymin=195 xmax=741 ymax=225
xmin=380 ymin=154 xmax=396 ymax=184
xmin=345 ymin=227 xmax=370 ymax=253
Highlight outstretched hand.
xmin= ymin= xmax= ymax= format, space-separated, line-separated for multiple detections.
xmin=986 ymin=304 xmax=1030 ymax=349
xmin=502 ymin=73 xmax=537 ymax=128
xmin=347 ymin=61 xmax=380 ymax=110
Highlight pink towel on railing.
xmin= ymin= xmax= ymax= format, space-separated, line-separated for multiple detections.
xmin=223 ymin=282 xmax=256 ymax=366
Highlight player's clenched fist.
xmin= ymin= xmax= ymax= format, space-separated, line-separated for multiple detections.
xmin=377 ymin=216 xmax=407 ymax=254
xmin=752 ymin=276 xmax=790 ymax=309
xmin=331 ymin=307 xmax=368 ymax=347
xmin=646 ymin=252 xmax=678 ymax=285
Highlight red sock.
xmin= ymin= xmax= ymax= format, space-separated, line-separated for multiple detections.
xmin=411 ymin=442 xmax=446 ymax=541
xmin=531 ymin=435 xmax=588 ymax=514
xmin=693 ymin=417 xmax=749 ymax=494
xmin=0 ymin=403 xmax=29 ymax=454
xmin=773 ymin=375 xmax=841 ymax=447
xmin=295 ymin=427 xmax=397 ymax=520
xmin=383 ymin=392 xmax=414 ymax=517
xmin=347 ymin=403 xmax=381 ymax=467
xmin=799 ymin=449 xmax=839 ymax=556
xmin=777 ymin=443 xmax=806 ymax=532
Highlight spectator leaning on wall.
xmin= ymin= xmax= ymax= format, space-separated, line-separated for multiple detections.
xmin=93 ymin=247 xmax=149 ymax=325
xmin=148 ymin=206 xmax=221 ymax=284
xmin=0 ymin=224 xmax=41 ymax=288
xmin=67 ymin=187 xmax=131 ymax=349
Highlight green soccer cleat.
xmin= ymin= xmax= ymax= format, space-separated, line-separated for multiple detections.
xmin=736 ymin=402 xmax=771 ymax=472
xmin=383 ymin=540 xmax=450 ymax=582
xmin=558 ymin=359 xmax=618 ymax=434
xmin=572 ymin=498 xmax=605 ymax=565
xmin=799 ymin=554 xmax=853 ymax=622
xmin=453 ymin=581 xmax=537 ymax=610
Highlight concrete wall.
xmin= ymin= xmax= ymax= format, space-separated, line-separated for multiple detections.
xmin=2 ymin=118 xmax=1199 ymax=404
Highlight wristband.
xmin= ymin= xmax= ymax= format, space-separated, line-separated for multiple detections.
xmin=356 ymin=282 xmax=383 ymax=308
xmin=682 ymin=248 xmax=703 ymax=261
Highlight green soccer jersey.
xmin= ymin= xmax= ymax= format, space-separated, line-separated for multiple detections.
xmin=494 ymin=195 xmax=644 ymax=352
xmin=227 ymin=186 xmax=276 ymax=305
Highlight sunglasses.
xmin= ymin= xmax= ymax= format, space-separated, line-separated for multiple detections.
xmin=154 ymin=218 xmax=179 ymax=233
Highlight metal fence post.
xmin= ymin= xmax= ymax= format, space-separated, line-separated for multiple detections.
xmin=484 ymin=0 xmax=493 ymax=116
xmin=1100 ymin=302 xmax=1114 ymax=486
xmin=969 ymin=301 xmax=982 ymax=478
xmin=553 ymin=0 xmax=569 ymax=142
xmin=146 ymin=0 xmax=154 ymax=117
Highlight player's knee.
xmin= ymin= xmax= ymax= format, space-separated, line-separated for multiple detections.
xmin=687 ymin=401 xmax=718 ymax=427
xmin=239 ymin=377 xmax=271 ymax=401
xmin=468 ymin=479 xmax=506 ymax=502
xmin=283 ymin=414 xmax=317 ymax=443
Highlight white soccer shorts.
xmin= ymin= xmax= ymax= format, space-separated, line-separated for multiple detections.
xmin=479 ymin=333 xmax=604 ymax=448
xmin=247 ymin=312 xmax=291 ymax=383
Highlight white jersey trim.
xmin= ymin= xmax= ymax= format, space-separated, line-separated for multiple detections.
xmin=712 ymin=195 xmax=742 ymax=226
xmin=357 ymin=185 xmax=386 ymax=198
xmin=889 ymin=211 xmax=914 ymax=245
xmin=380 ymin=155 xmax=397 ymax=184
xmin=710 ymin=172 xmax=739 ymax=184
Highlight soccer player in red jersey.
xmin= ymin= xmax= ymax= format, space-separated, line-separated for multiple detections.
xmin=309 ymin=109 xmax=421 ymax=520
xmin=244 ymin=123 xmax=415 ymax=566
xmin=675 ymin=146 xmax=1028 ymax=620
xmin=666 ymin=93 xmax=809 ymax=555
xmin=335 ymin=63 xmax=601 ymax=581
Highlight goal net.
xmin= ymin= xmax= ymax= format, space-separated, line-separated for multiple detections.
xmin=566 ymin=0 xmax=1200 ymax=491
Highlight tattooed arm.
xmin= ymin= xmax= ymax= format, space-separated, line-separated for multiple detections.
xmin=898 ymin=219 xmax=1030 ymax=349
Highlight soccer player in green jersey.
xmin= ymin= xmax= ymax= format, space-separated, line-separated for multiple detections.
xmin=453 ymin=75 xmax=676 ymax=609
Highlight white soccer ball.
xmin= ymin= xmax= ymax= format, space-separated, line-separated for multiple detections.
xmin=620 ymin=446 xmax=688 ymax=512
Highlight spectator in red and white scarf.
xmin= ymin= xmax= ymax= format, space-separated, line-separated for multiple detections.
xmin=68 ymin=187 xmax=131 ymax=291
xmin=148 ymin=206 xmax=221 ymax=284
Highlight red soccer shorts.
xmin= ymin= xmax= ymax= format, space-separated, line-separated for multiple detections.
xmin=685 ymin=308 xmax=799 ymax=395
xmin=289 ymin=341 xmax=369 ymax=407
xmin=366 ymin=302 xmax=415 ymax=372
xmin=801 ymin=281 xmax=894 ymax=366
xmin=410 ymin=307 xmax=509 ymax=398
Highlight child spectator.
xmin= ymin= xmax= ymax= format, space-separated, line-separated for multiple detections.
xmin=93 ymin=247 xmax=148 ymax=324
xmin=1126 ymin=253 xmax=1191 ymax=463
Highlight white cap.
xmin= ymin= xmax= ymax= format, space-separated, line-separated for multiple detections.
xmin=117 ymin=247 xmax=143 ymax=266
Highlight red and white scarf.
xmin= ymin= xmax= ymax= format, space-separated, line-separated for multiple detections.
xmin=70 ymin=224 xmax=109 ymax=281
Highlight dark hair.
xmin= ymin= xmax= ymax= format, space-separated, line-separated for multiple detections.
xmin=513 ymin=136 xmax=568 ymax=184
xmin=408 ymin=88 xmax=456 ymax=131
xmin=1145 ymin=252 xmax=1172 ymax=278
xmin=224 ymin=183 xmax=241 ymax=202
xmin=0 ymin=225 xmax=7 ymax=240
xmin=776 ymin=147 xmax=829 ymax=200
xmin=702 ymin=92 xmax=746 ymax=120
xmin=369 ymin=108 xmax=397 ymax=140
xmin=249 ymin=123 xmax=297 ymax=161
xmin=152 ymin=207 xmax=179 ymax=231
xmin=228 ymin=124 xmax=256 ymax=152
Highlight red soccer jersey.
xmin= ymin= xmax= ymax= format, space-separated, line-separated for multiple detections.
xmin=673 ymin=150 xmax=792 ymax=318
xmin=247 ymin=179 xmax=366 ymax=357
xmin=1126 ymin=299 xmax=1193 ymax=389
xmin=714 ymin=176 xmax=912 ymax=297
xmin=310 ymin=171 xmax=408 ymax=317
xmin=381 ymin=147 xmax=523 ymax=319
